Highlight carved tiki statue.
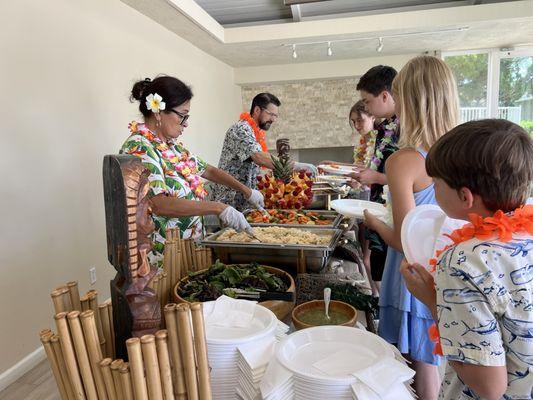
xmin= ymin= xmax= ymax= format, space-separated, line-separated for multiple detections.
xmin=276 ymin=138 xmax=291 ymax=163
xmin=103 ymin=155 xmax=161 ymax=359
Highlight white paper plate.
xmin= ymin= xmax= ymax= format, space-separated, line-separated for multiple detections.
xmin=318 ymin=164 xmax=359 ymax=176
xmin=203 ymin=302 xmax=278 ymax=345
xmin=276 ymin=326 xmax=394 ymax=384
xmin=401 ymin=204 xmax=465 ymax=270
xmin=331 ymin=199 xmax=387 ymax=219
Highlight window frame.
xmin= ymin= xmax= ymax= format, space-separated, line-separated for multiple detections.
xmin=442 ymin=47 xmax=533 ymax=120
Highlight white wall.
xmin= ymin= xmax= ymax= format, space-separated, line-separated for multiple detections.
xmin=234 ymin=53 xmax=419 ymax=84
xmin=0 ymin=0 xmax=241 ymax=375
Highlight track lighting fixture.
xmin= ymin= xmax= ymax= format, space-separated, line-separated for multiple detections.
xmin=376 ymin=37 xmax=384 ymax=53
xmin=282 ymin=26 xmax=469 ymax=60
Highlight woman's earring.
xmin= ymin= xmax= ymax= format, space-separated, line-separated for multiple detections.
xmin=156 ymin=120 xmax=161 ymax=127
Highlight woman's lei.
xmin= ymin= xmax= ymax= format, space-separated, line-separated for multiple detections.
xmin=128 ymin=121 xmax=208 ymax=199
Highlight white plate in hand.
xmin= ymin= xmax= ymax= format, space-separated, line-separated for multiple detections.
xmin=318 ymin=164 xmax=358 ymax=176
xmin=331 ymin=199 xmax=387 ymax=219
xmin=401 ymin=204 xmax=465 ymax=270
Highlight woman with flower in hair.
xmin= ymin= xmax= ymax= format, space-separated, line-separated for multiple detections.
xmin=122 ymin=75 xmax=263 ymax=264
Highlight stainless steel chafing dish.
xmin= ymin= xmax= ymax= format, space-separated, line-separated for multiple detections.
xmin=201 ymin=227 xmax=344 ymax=273
xmin=243 ymin=209 xmax=343 ymax=229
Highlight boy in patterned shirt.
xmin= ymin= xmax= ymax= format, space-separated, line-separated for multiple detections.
xmin=401 ymin=119 xmax=533 ymax=400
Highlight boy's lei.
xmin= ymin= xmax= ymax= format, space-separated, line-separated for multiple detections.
xmin=429 ymin=204 xmax=533 ymax=355
xmin=370 ymin=117 xmax=399 ymax=171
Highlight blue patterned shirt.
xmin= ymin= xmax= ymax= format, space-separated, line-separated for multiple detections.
xmin=436 ymin=234 xmax=533 ymax=400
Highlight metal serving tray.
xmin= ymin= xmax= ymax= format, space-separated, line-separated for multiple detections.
xmin=243 ymin=209 xmax=343 ymax=229
xmin=201 ymin=227 xmax=343 ymax=273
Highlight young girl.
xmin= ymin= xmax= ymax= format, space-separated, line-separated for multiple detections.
xmin=321 ymin=100 xmax=380 ymax=294
xmin=363 ymin=56 xmax=460 ymax=399
xmin=321 ymin=100 xmax=376 ymax=167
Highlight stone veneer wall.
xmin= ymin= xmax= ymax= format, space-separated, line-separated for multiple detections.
xmin=241 ymin=77 xmax=360 ymax=150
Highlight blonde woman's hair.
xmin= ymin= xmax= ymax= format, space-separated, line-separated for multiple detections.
xmin=392 ymin=56 xmax=459 ymax=150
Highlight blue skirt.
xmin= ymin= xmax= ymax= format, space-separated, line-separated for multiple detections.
xmin=378 ymin=246 xmax=442 ymax=365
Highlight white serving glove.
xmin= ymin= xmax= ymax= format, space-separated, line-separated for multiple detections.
xmin=218 ymin=206 xmax=252 ymax=232
xmin=293 ymin=162 xmax=318 ymax=177
xmin=247 ymin=189 xmax=265 ymax=210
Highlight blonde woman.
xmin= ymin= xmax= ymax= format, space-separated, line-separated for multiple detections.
xmin=363 ymin=56 xmax=459 ymax=400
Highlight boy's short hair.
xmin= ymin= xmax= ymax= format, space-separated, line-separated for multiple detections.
xmin=426 ymin=119 xmax=533 ymax=212
xmin=356 ymin=65 xmax=397 ymax=96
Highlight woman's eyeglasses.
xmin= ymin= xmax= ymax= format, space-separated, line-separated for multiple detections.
xmin=168 ymin=109 xmax=190 ymax=126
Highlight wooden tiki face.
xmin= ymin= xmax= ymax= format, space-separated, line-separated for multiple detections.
xmin=103 ymin=154 xmax=161 ymax=342
xmin=103 ymin=155 xmax=155 ymax=283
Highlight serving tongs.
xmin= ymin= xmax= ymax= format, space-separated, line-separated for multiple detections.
xmin=245 ymin=228 xmax=262 ymax=242
xmin=229 ymin=288 xmax=294 ymax=302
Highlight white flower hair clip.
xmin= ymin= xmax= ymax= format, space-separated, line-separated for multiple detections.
xmin=145 ymin=93 xmax=166 ymax=113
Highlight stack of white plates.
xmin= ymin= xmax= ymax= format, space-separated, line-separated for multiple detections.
xmin=275 ymin=326 xmax=396 ymax=400
xmin=262 ymin=378 xmax=294 ymax=400
xmin=203 ymin=301 xmax=278 ymax=400
xmin=236 ymin=321 xmax=290 ymax=400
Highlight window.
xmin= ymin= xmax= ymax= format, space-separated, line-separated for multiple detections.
xmin=443 ymin=49 xmax=533 ymax=135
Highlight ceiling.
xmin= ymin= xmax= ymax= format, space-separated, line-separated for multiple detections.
xmin=194 ymin=0 xmax=510 ymax=26
xmin=120 ymin=0 xmax=533 ymax=67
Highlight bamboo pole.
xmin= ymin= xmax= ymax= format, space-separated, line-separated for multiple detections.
xmin=40 ymin=332 xmax=69 ymax=400
xmin=60 ymin=287 xmax=73 ymax=312
xmin=67 ymin=281 xmax=82 ymax=311
xmin=170 ymin=239 xmax=177 ymax=289
xmin=141 ymin=335 xmax=164 ymax=400
xmin=176 ymin=303 xmax=199 ymax=400
xmin=99 ymin=359 xmax=117 ymax=400
xmin=80 ymin=295 xmax=90 ymax=312
xmin=51 ymin=334 xmax=76 ymax=400
xmin=54 ymin=312 xmax=86 ymax=400
xmin=110 ymin=360 xmax=124 ymax=400
xmin=163 ymin=304 xmax=186 ymax=398
xmin=107 ymin=302 xmax=115 ymax=359
xmin=87 ymin=291 xmax=105 ymax=353
xmin=126 ymin=337 xmax=149 ymax=400
xmin=79 ymin=310 xmax=108 ymax=400
xmin=119 ymin=363 xmax=134 ymax=400
xmin=99 ymin=304 xmax=113 ymax=358
xmin=161 ymin=272 xmax=169 ymax=308
xmin=187 ymin=239 xmax=195 ymax=272
xmin=155 ymin=330 xmax=174 ymax=400
xmin=67 ymin=312 xmax=98 ymax=400
xmin=164 ymin=228 xmax=171 ymax=276
xmin=191 ymin=303 xmax=212 ymax=400
xmin=180 ymin=239 xmax=188 ymax=275
xmin=195 ymin=248 xmax=203 ymax=272
xmin=51 ymin=290 xmax=66 ymax=314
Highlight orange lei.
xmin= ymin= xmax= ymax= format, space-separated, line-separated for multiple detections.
xmin=429 ymin=204 xmax=533 ymax=356
xmin=240 ymin=112 xmax=268 ymax=152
